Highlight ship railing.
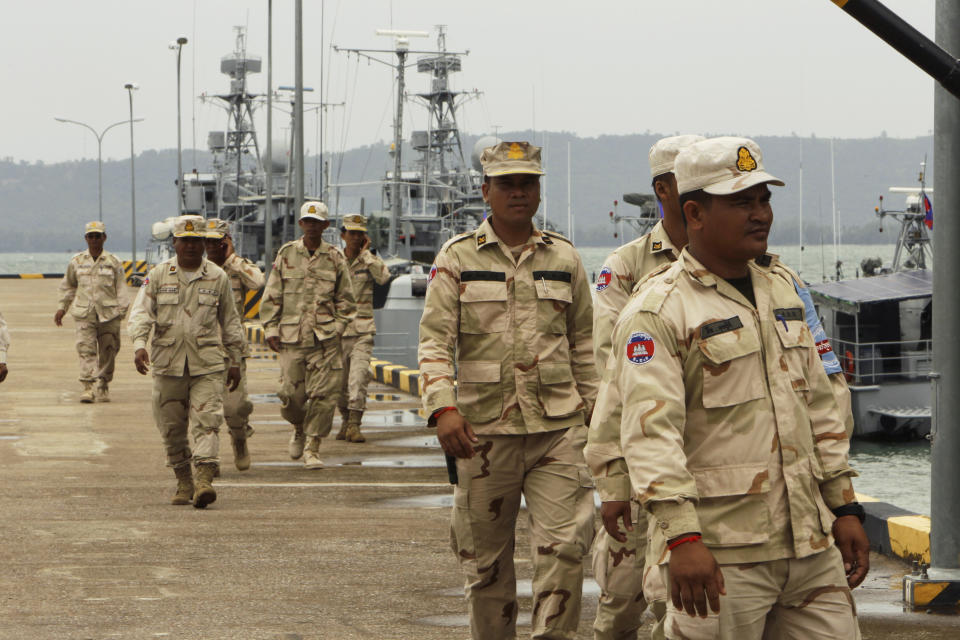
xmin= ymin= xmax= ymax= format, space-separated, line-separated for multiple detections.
xmin=830 ymin=337 xmax=932 ymax=385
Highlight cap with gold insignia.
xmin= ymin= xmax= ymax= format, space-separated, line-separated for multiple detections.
xmin=648 ymin=134 xmax=706 ymax=179
xmin=480 ymin=141 xmax=545 ymax=177
xmin=172 ymin=215 xmax=206 ymax=238
xmin=85 ymin=221 xmax=106 ymax=234
xmin=675 ymin=136 xmax=784 ymax=196
xmin=203 ymin=218 xmax=231 ymax=239
xmin=342 ymin=214 xmax=367 ymax=232
xmin=300 ymin=201 xmax=329 ymax=221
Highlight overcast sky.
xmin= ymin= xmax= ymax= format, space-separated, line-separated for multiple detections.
xmin=3 ymin=0 xmax=936 ymax=165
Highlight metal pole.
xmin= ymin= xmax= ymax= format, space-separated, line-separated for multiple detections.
xmin=265 ymin=0 xmax=274 ymax=273
xmin=930 ymin=0 xmax=960 ymax=574
xmin=390 ymin=47 xmax=407 ymax=257
xmin=294 ymin=0 xmax=304 ymax=210
xmin=175 ymin=37 xmax=188 ymax=214
xmin=97 ymin=137 xmax=103 ymax=222
xmin=125 ymin=84 xmax=138 ymax=264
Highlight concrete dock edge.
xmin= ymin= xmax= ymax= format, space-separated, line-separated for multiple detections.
xmin=859 ymin=493 xmax=930 ymax=564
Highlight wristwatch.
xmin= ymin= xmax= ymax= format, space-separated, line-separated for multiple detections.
xmin=831 ymin=502 xmax=866 ymax=523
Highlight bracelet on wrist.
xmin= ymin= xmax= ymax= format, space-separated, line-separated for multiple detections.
xmin=830 ymin=502 xmax=866 ymax=523
xmin=432 ymin=406 xmax=457 ymax=420
xmin=667 ymin=534 xmax=702 ymax=551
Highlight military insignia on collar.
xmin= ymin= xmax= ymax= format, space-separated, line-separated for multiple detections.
xmin=169 ymin=265 xmax=177 ymax=273
xmin=477 ymin=233 xmax=487 ymax=247
xmin=736 ymin=146 xmax=758 ymax=172
xmin=652 ymin=240 xmax=662 ymax=251
xmin=541 ymin=234 xmax=553 ymax=245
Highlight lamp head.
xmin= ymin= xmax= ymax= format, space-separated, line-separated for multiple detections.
xmin=124 ymin=82 xmax=139 ymax=91
xmin=177 ymin=36 xmax=188 ymax=45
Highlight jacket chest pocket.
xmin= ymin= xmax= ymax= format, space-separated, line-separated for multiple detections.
xmin=533 ymin=271 xmax=573 ymax=335
xmin=156 ymin=290 xmax=180 ymax=323
xmin=456 ymin=360 xmax=502 ymax=423
xmin=197 ymin=290 xmax=220 ymax=325
xmin=537 ymin=361 xmax=583 ymax=418
xmin=312 ymin=272 xmax=338 ymax=322
xmin=698 ymin=325 xmax=766 ymax=408
xmin=773 ymin=314 xmax=812 ymax=393
xmin=459 ymin=277 xmax=507 ymax=334
xmin=692 ymin=463 xmax=772 ymax=546
xmin=281 ymin=269 xmax=305 ymax=297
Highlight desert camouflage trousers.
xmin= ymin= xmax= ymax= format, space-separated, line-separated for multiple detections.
xmin=278 ymin=338 xmax=342 ymax=438
xmin=75 ymin=315 xmax=121 ymax=384
xmin=661 ymin=545 xmax=859 ymax=640
xmin=223 ymin=359 xmax=254 ymax=440
xmin=592 ymin=501 xmax=667 ymax=640
xmin=451 ymin=427 xmax=596 ymax=640
xmin=152 ymin=371 xmax=224 ymax=468
xmin=339 ymin=333 xmax=374 ymax=412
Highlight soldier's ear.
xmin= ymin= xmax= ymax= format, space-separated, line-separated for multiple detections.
xmin=481 ymin=181 xmax=490 ymax=203
xmin=683 ymin=200 xmax=703 ymax=231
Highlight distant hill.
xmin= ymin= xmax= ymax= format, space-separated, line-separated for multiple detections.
xmin=0 ymin=133 xmax=934 ymax=252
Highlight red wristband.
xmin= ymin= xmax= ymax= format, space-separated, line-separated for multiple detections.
xmin=667 ymin=534 xmax=702 ymax=551
xmin=432 ymin=406 xmax=457 ymax=420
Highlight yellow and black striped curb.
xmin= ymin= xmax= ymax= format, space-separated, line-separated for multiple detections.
xmin=903 ymin=573 xmax=960 ymax=609
xmin=0 ymin=273 xmax=63 ymax=279
xmin=122 ymin=260 xmax=149 ymax=286
xmin=370 ymin=359 xmax=420 ymax=397
xmin=859 ymin=493 xmax=929 ymax=564
xmin=243 ymin=288 xmax=263 ymax=320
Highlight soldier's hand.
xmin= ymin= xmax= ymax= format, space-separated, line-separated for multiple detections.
xmin=266 ymin=336 xmax=281 ymax=353
xmin=436 ymin=409 xmax=479 ymax=459
xmin=0 ymin=363 xmax=7 ymax=383
xmin=226 ymin=366 xmax=241 ymax=391
xmin=134 ymin=348 xmax=150 ymax=375
xmin=668 ymin=539 xmax=725 ymax=618
xmin=833 ymin=515 xmax=870 ymax=588
xmin=224 ymin=235 xmax=235 ymax=258
xmin=54 ymin=309 xmax=65 ymax=327
xmin=600 ymin=501 xmax=633 ymax=542
xmin=361 ymin=234 xmax=371 ymax=252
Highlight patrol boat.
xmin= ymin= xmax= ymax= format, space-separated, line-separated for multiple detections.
xmin=808 ymin=165 xmax=933 ymax=440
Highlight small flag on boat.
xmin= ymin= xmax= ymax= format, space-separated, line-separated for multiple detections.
xmin=923 ymin=193 xmax=933 ymax=229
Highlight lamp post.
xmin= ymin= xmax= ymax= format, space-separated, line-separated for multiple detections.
xmin=53 ymin=117 xmax=142 ymax=222
xmin=170 ymin=36 xmax=188 ymax=214
xmin=124 ymin=82 xmax=139 ymax=263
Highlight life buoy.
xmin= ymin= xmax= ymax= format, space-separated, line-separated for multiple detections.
xmin=843 ymin=350 xmax=855 ymax=382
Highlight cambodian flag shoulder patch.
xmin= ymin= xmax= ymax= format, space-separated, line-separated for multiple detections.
xmin=596 ymin=266 xmax=612 ymax=292
xmin=626 ymin=331 xmax=655 ymax=364
xmin=428 ymin=264 xmax=438 ymax=283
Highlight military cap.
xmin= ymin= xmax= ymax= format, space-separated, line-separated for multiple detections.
xmin=648 ymin=134 xmax=706 ymax=178
xmin=480 ymin=141 xmax=545 ymax=177
xmin=300 ymin=201 xmax=329 ymax=221
xmin=342 ymin=214 xmax=367 ymax=232
xmin=675 ymin=136 xmax=785 ymax=196
xmin=85 ymin=221 xmax=106 ymax=234
xmin=172 ymin=215 xmax=206 ymax=238
xmin=203 ymin=218 xmax=231 ymax=239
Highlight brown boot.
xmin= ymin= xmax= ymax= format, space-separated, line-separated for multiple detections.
xmin=303 ymin=436 xmax=324 ymax=470
xmin=335 ymin=407 xmax=349 ymax=440
xmin=345 ymin=410 xmax=366 ymax=443
xmin=95 ymin=380 xmax=110 ymax=403
xmin=79 ymin=382 xmax=95 ymax=404
xmin=288 ymin=425 xmax=306 ymax=460
xmin=171 ymin=465 xmax=194 ymax=505
xmin=193 ymin=464 xmax=217 ymax=509
xmin=231 ymin=432 xmax=251 ymax=471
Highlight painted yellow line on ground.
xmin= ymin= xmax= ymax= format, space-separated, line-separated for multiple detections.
xmin=216 ymin=482 xmax=450 ymax=488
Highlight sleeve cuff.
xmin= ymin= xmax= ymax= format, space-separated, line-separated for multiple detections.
xmin=820 ymin=475 xmax=856 ymax=510
xmin=133 ymin=338 xmax=148 ymax=352
xmin=264 ymin=326 xmax=279 ymax=340
xmin=595 ymin=474 xmax=632 ymax=502
xmin=648 ymin=500 xmax=701 ymax=541
xmin=0 ymin=351 xmax=7 ymax=365
xmin=425 ymin=388 xmax=457 ymax=425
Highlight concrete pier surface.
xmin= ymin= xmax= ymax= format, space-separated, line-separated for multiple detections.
xmin=0 ymin=279 xmax=956 ymax=639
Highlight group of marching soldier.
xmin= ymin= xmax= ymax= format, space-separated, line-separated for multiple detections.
xmin=1 ymin=135 xmax=871 ymax=638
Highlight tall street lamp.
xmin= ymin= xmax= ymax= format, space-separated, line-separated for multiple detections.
xmin=53 ymin=117 xmax=143 ymax=222
xmin=124 ymin=82 xmax=139 ymax=263
xmin=170 ymin=36 xmax=188 ymax=214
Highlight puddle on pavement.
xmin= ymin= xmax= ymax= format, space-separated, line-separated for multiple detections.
xmin=360 ymin=409 xmax=426 ymax=428
xmin=378 ymin=435 xmax=440 ymax=449
xmin=437 ymin=578 xmax=601 ymax=599
xmin=380 ymin=492 xmax=601 ymax=509
xmin=420 ymin=612 xmax=532 ymax=628
xmin=249 ymin=393 xmax=281 ymax=404
xmin=326 ymin=454 xmax=443 ymax=468
xmin=0 ymin=434 xmax=22 ymax=440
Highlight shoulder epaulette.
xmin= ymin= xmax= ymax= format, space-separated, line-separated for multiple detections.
xmin=632 ymin=261 xmax=672 ymax=293
xmin=768 ymin=260 xmax=804 ymax=289
xmin=541 ymin=229 xmax=573 ymax=245
xmin=637 ymin=262 xmax=682 ymax=314
xmin=438 ymin=231 xmax=474 ymax=254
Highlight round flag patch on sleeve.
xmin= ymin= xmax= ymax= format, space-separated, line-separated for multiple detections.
xmin=596 ymin=266 xmax=612 ymax=291
xmin=626 ymin=331 xmax=655 ymax=364
xmin=428 ymin=264 xmax=438 ymax=282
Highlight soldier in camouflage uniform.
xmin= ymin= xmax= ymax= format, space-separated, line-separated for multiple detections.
xmin=0 ymin=311 xmax=9 ymax=383
xmin=336 ymin=214 xmax=391 ymax=443
xmin=55 ymin=221 xmax=129 ymax=402
xmin=418 ymin=141 xmax=599 ymax=640
xmin=128 ymin=216 xmax=244 ymax=508
xmin=203 ymin=218 xmax=266 ymax=471
xmin=592 ymin=137 xmax=869 ymax=639
xmin=259 ymin=201 xmax=356 ymax=469
xmin=588 ymin=134 xmax=703 ymax=640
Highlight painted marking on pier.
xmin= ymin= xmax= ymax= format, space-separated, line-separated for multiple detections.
xmin=215 ymin=481 xmax=450 ymax=489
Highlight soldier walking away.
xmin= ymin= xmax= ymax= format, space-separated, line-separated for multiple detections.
xmin=259 ymin=201 xmax=356 ymax=469
xmin=336 ymin=214 xmax=391 ymax=443
xmin=55 ymin=221 xmax=130 ymax=402
xmin=419 ymin=141 xmax=599 ymax=640
xmin=592 ymin=137 xmax=869 ymax=639
xmin=128 ymin=216 xmax=244 ymax=508
xmin=586 ymin=134 xmax=703 ymax=640
xmin=203 ymin=218 xmax=265 ymax=471
xmin=0 ymin=310 xmax=9 ymax=383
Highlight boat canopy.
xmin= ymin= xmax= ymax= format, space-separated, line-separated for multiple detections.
xmin=808 ymin=269 xmax=931 ymax=314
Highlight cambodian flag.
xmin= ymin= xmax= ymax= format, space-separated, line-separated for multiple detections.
xmin=923 ymin=193 xmax=933 ymax=229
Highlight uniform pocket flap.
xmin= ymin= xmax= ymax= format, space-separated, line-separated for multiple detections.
xmin=157 ymin=292 xmax=179 ymax=305
xmin=314 ymin=271 xmax=336 ymax=282
xmin=698 ymin=328 xmax=760 ymax=365
xmin=773 ymin=318 xmax=812 ymax=349
xmin=460 ymin=280 xmax=507 ymax=303
xmin=458 ymin=360 xmax=501 ymax=383
xmin=692 ymin=463 xmax=770 ymax=498
xmin=535 ymin=279 xmax=573 ymax=304
xmin=538 ymin=361 xmax=574 ymax=385
xmin=282 ymin=269 xmax=304 ymax=280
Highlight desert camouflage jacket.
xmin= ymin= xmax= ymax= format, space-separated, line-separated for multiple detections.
xmin=0 ymin=311 xmax=8 ymax=364
xmin=343 ymin=249 xmax=391 ymax=337
xmin=220 ymin=253 xmax=265 ymax=358
xmin=259 ymin=238 xmax=356 ymax=345
xmin=590 ymin=248 xmax=857 ymax=565
xmin=57 ymin=250 xmax=129 ymax=322
xmin=127 ymin=258 xmax=244 ymax=376
xmin=418 ymin=217 xmax=599 ymax=435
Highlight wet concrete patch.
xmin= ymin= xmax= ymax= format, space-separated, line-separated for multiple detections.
xmin=437 ymin=578 xmax=601 ymax=598
xmin=420 ymin=612 xmax=532 ymax=628
xmin=360 ymin=409 xmax=427 ymax=428
xmin=379 ymin=493 xmax=454 ymax=509
xmin=326 ymin=454 xmax=444 ymax=468
xmin=0 ymin=434 xmax=22 ymax=440
xmin=378 ymin=435 xmax=440 ymax=449
xmin=249 ymin=393 xmax=281 ymax=404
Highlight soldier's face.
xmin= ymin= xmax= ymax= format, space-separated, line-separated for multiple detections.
xmin=203 ymin=237 xmax=227 ymax=264
xmin=173 ymin=237 xmax=205 ymax=267
xmin=85 ymin=232 xmax=105 ymax=254
xmin=482 ymin=174 xmax=541 ymax=225
xmin=342 ymin=229 xmax=365 ymax=251
xmin=699 ymin=184 xmax=773 ymax=263
xmin=299 ymin=218 xmax=329 ymax=244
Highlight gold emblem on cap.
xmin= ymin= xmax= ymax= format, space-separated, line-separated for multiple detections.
xmin=736 ymin=147 xmax=758 ymax=172
xmin=507 ymin=143 xmax=524 ymax=160
xmin=184 ymin=221 xmax=195 ymax=232
xmin=207 ymin=221 xmax=216 ymax=228
xmin=308 ymin=205 xmax=317 ymax=213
